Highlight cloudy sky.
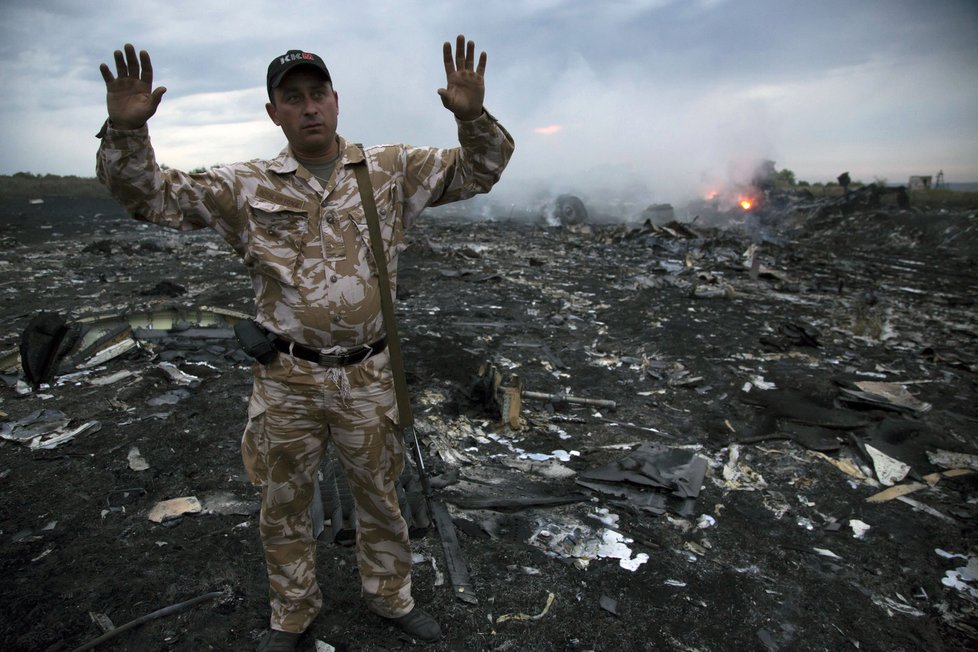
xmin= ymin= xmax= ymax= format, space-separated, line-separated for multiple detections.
xmin=1 ymin=0 xmax=976 ymax=205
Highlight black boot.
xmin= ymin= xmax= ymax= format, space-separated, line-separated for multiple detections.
xmin=387 ymin=607 xmax=442 ymax=642
xmin=257 ymin=629 xmax=302 ymax=652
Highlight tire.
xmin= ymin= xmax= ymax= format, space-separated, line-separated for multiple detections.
xmin=554 ymin=194 xmax=588 ymax=225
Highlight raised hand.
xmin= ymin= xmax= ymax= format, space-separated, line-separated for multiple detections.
xmin=437 ymin=35 xmax=486 ymax=121
xmin=99 ymin=44 xmax=167 ymax=130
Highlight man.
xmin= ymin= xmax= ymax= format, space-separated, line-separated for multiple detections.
xmin=97 ymin=36 xmax=514 ymax=651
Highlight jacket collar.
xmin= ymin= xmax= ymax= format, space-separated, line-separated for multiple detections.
xmin=267 ymin=136 xmax=363 ymax=175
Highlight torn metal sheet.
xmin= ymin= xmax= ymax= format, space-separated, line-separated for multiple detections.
xmin=157 ymin=362 xmax=201 ymax=386
xmin=741 ymin=388 xmax=870 ymax=429
xmin=838 ymin=381 xmax=932 ymax=414
xmin=862 ymin=444 xmax=911 ymax=486
xmin=579 ymin=443 xmax=707 ymax=498
xmin=928 ymin=449 xmax=978 ymax=471
xmin=576 ymin=443 xmax=707 ymax=516
xmin=0 ymin=409 xmax=70 ymax=443
xmin=5 ymin=306 xmax=250 ymax=376
xmin=77 ymin=338 xmax=139 ymax=369
xmin=30 ymin=420 xmax=100 ymax=450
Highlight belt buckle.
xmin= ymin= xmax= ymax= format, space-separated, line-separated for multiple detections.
xmin=315 ymin=343 xmax=372 ymax=367
xmin=318 ymin=350 xmax=340 ymax=366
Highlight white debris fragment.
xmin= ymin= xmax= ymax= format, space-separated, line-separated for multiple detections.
xmin=796 ymin=517 xmax=816 ymax=531
xmin=927 ymin=449 xmax=978 ymax=471
xmin=849 ymin=519 xmax=871 ymax=539
xmin=519 ymin=449 xmax=580 ymax=463
xmin=90 ymin=369 xmax=137 ymax=386
xmin=127 ymin=446 xmax=150 ymax=471
xmin=696 ymin=514 xmax=716 ymax=529
xmin=813 ymin=548 xmax=842 ymax=560
xmin=315 ymin=641 xmax=337 ymax=652
xmin=596 ymin=530 xmax=649 ymax=571
xmin=872 ymin=595 xmax=924 ymax=617
xmin=864 ymin=444 xmax=911 ymax=486
xmin=29 ymin=420 xmax=101 ymax=450
xmin=79 ymin=339 xmax=138 ymax=369
xmin=528 ymin=519 xmax=648 ymax=571
xmin=853 ymin=381 xmax=932 ymax=413
xmin=722 ymin=444 xmax=741 ymax=481
xmin=941 ymin=555 xmax=978 ymax=600
xmin=750 ymin=375 xmax=776 ymax=390
xmin=664 ymin=579 xmax=687 ymax=587
xmin=591 ymin=509 xmax=619 ymax=528
xmin=158 ymin=362 xmax=201 ymax=386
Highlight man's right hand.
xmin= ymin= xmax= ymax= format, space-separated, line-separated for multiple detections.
xmin=99 ymin=43 xmax=166 ymax=130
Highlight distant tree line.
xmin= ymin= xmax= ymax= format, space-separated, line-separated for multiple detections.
xmin=0 ymin=172 xmax=110 ymax=199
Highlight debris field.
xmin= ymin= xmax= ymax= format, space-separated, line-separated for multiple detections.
xmin=0 ymin=194 xmax=976 ymax=651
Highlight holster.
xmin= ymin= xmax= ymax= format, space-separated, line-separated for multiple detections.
xmin=233 ymin=319 xmax=278 ymax=365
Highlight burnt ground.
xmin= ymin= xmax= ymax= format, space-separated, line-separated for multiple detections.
xmin=1 ymin=195 xmax=977 ymax=652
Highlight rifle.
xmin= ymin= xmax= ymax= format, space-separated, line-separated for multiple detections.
xmin=354 ymin=153 xmax=477 ymax=604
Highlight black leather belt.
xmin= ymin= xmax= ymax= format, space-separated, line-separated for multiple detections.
xmin=272 ymin=336 xmax=387 ymax=367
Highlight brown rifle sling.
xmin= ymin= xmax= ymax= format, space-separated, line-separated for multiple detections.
xmin=351 ymin=154 xmax=414 ymax=429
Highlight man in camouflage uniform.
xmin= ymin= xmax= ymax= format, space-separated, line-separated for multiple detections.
xmin=96 ymin=36 xmax=514 ymax=650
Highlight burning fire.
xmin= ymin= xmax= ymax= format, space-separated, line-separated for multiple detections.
xmin=739 ymin=198 xmax=753 ymax=211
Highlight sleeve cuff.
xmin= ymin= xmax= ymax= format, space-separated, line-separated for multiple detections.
xmin=96 ymin=119 xmax=149 ymax=140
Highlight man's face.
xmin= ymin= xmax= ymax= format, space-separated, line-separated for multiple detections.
xmin=265 ymin=67 xmax=339 ymax=161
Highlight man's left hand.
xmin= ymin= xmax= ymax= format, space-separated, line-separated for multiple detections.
xmin=437 ymin=34 xmax=485 ymax=121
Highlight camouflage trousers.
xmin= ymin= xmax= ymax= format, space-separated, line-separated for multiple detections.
xmin=241 ymin=348 xmax=414 ymax=633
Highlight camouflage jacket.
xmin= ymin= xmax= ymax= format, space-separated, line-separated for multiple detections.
xmin=97 ymin=112 xmax=514 ymax=349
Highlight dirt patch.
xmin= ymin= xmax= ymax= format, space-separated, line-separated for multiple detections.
xmin=1 ymin=196 xmax=977 ymax=651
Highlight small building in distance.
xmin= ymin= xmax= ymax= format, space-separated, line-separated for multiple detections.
xmin=908 ymin=175 xmax=932 ymax=190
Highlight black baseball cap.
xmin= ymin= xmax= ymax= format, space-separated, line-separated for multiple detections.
xmin=266 ymin=50 xmax=331 ymax=99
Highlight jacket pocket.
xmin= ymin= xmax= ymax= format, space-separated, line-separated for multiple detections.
xmin=246 ymin=197 xmax=308 ymax=285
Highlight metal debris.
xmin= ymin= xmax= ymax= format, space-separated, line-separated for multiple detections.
xmin=147 ymin=496 xmax=202 ymax=523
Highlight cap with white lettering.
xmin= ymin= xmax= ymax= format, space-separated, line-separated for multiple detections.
xmin=266 ymin=50 xmax=331 ymax=99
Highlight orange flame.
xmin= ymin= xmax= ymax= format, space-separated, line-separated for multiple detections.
xmin=740 ymin=198 xmax=753 ymax=210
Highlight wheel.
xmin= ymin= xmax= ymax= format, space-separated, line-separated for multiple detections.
xmin=554 ymin=194 xmax=588 ymax=225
